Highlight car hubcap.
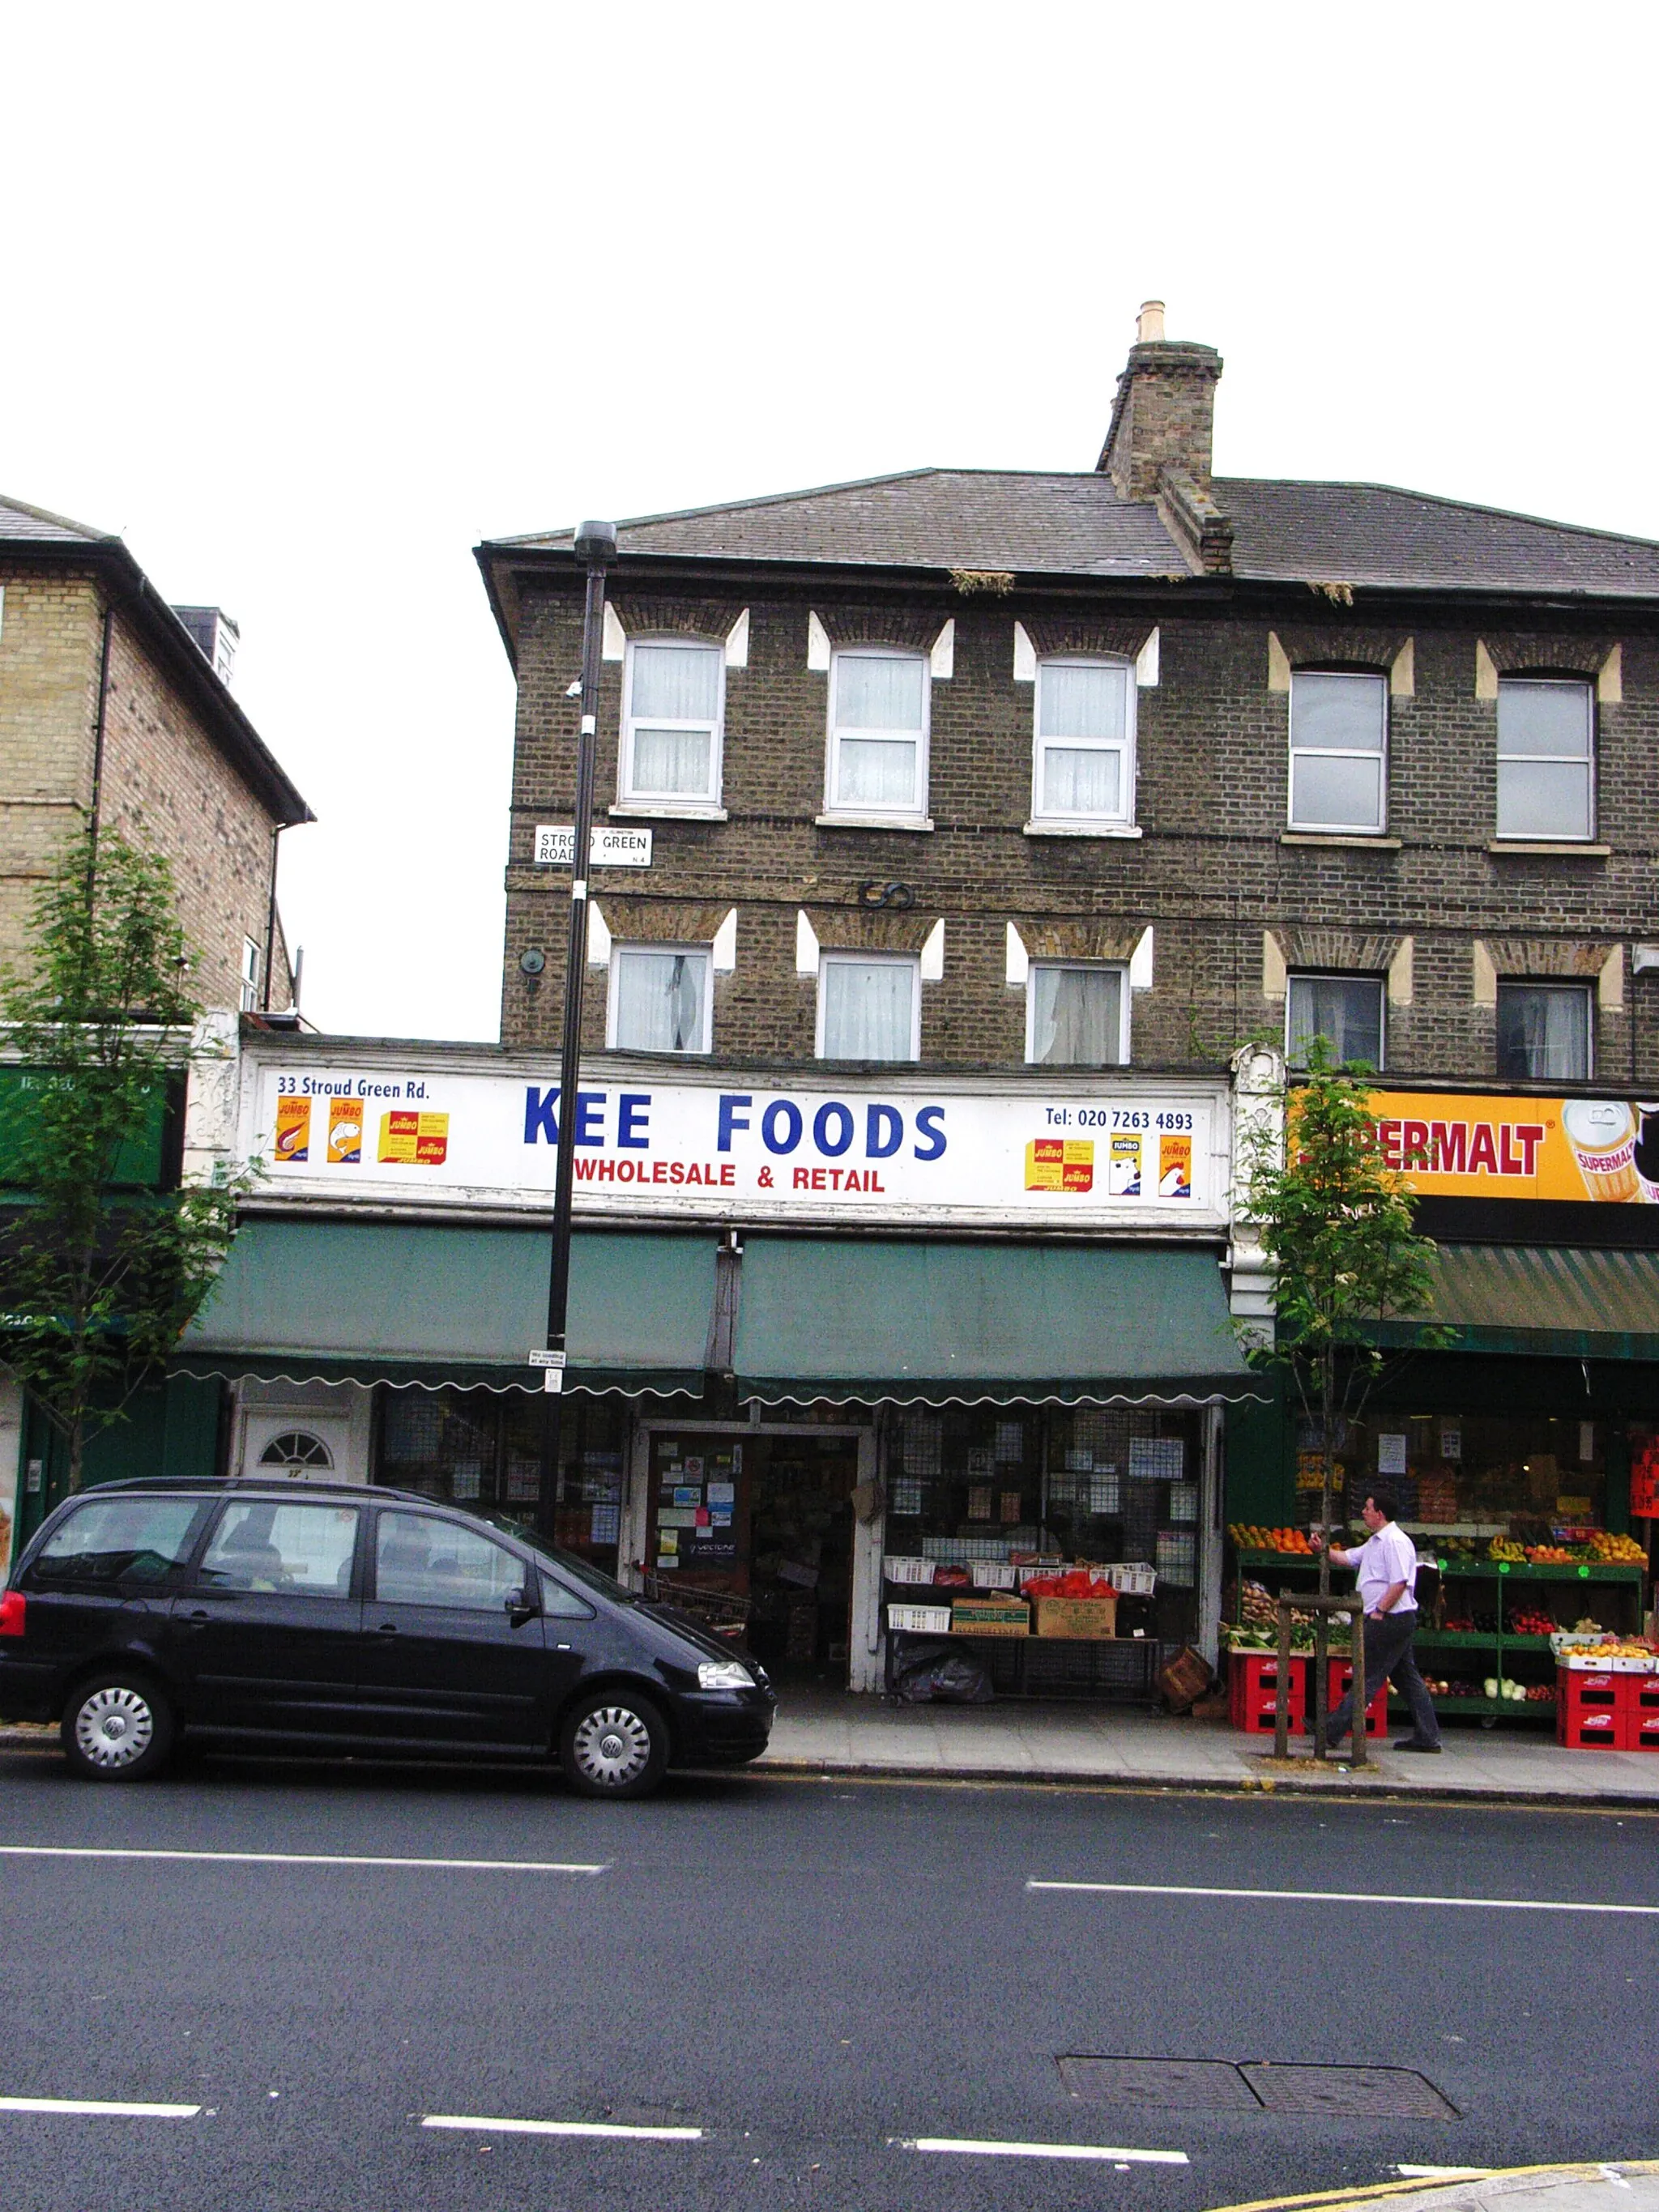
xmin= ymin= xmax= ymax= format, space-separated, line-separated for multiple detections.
xmin=75 ymin=1687 xmax=154 ymax=1771
xmin=572 ymin=1705 xmax=652 ymax=1788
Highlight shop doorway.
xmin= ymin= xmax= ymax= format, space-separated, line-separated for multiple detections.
xmin=637 ymin=1421 xmax=870 ymax=1687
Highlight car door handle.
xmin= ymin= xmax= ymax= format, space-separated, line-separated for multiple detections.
xmin=185 ymin=1609 xmax=211 ymax=1625
xmin=377 ymin=1621 xmax=399 ymax=1634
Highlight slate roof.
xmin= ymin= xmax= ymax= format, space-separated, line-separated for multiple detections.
xmin=493 ymin=467 xmax=1659 ymax=600
xmin=0 ymin=492 xmax=107 ymax=544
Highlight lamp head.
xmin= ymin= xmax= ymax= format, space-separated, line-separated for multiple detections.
xmin=573 ymin=519 xmax=617 ymax=569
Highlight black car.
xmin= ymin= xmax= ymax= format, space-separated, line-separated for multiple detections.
xmin=0 ymin=1479 xmax=775 ymax=1797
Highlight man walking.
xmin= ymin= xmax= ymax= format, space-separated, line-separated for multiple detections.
xmin=1316 ymin=1490 xmax=1442 ymax=1754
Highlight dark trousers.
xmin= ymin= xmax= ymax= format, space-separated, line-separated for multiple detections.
xmin=1324 ymin=1608 xmax=1441 ymax=1749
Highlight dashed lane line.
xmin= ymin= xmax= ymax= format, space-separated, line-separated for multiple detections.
xmin=422 ymin=2115 xmax=701 ymax=2142
xmin=1029 ymin=1879 xmax=1659 ymax=1916
xmin=896 ymin=2136 xmax=1188 ymax=2164
xmin=0 ymin=1846 xmax=606 ymax=1875
xmin=0 ymin=2098 xmax=200 ymax=2120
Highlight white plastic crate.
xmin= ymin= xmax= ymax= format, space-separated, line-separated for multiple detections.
xmin=883 ymin=1556 xmax=936 ymax=1585
xmin=1107 ymin=1562 xmax=1158 ymax=1596
xmin=887 ymin=1603 xmax=953 ymax=1635
xmin=970 ymin=1561 xmax=1018 ymax=1589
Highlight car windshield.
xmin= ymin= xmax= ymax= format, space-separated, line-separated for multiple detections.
xmin=480 ymin=1514 xmax=629 ymax=1602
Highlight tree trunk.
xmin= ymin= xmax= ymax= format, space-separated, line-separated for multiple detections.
xmin=1318 ymin=1343 xmax=1333 ymax=1600
xmin=67 ymin=1410 xmax=83 ymax=1497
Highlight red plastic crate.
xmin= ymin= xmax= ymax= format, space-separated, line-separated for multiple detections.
xmin=1229 ymin=1652 xmax=1306 ymax=1735
xmin=1631 ymin=1712 xmax=1659 ymax=1754
xmin=1317 ymin=1658 xmax=1388 ymax=1740
xmin=1556 ymin=1669 xmax=1630 ymax=1749
xmin=1627 ymin=1677 xmax=1659 ymax=1718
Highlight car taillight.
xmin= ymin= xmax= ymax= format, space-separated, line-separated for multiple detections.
xmin=0 ymin=1591 xmax=25 ymax=1638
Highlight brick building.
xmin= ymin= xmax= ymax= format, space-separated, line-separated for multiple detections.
xmin=0 ymin=494 xmax=311 ymax=1012
xmin=480 ymin=307 xmax=1659 ymax=1095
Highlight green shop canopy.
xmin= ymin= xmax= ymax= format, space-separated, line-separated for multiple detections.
xmin=733 ymin=1236 xmax=1256 ymax=1408
xmin=175 ymin=1217 xmax=716 ymax=1396
xmin=1369 ymin=1242 xmax=1659 ymax=1361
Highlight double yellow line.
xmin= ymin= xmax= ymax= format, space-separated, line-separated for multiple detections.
xmin=1209 ymin=2159 xmax=1659 ymax=2212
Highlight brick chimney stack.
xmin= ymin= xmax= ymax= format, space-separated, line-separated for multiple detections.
xmin=1097 ymin=302 xmax=1232 ymax=573
xmin=1097 ymin=300 xmax=1224 ymax=501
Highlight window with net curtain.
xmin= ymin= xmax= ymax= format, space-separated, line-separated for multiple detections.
xmin=1028 ymin=965 xmax=1126 ymax=1066
xmin=828 ymin=650 xmax=927 ymax=815
xmin=1034 ymin=658 xmax=1132 ymax=822
xmin=623 ymin=640 xmax=723 ymax=803
xmin=1496 ymin=981 xmax=1591 ymax=1080
xmin=609 ymin=945 xmax=710 ymax=1054
xmin=817 ymin=954 xmax=918 ymax=1061
xmin=1289 ymin=671 xmax=1387 ymax=831
xmin=1497 ymin=679 xmax=1593 ymax=841
xmin=1286 ymin=974 xmax=1384 ymax=1069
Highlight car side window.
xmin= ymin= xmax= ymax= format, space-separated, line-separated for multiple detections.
xmin=31 ymin=1496 xmax=210 ymax=1590
xmin=374 ymin=1512 xmax=528 ymax=1611
xmin=539 ymin=1571 xmax=595 ymax=1621
xmin=198 ymin=1502 xmax=360 ymax=1596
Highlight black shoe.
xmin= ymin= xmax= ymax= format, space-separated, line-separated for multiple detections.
xmin=1392 ymin=1737 xmax=1442 ymax=1752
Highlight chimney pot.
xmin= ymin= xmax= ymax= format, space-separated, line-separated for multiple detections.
xmin=1137 ymin=299 xmax=1166 ymax=343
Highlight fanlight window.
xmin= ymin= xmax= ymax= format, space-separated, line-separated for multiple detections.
xmin=259 ymin=1430 xmax=334 ymax=1472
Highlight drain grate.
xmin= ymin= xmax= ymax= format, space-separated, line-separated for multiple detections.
xmin=1059 ymin=2057 xmax=1458 ymax=2120
xmin=1239 ymin=2065 xmax=1459 ymax=2120
xmin=1060 ymin=2058 xmax=1261 ymax=2112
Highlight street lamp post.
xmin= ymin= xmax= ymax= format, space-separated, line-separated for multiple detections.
xmin=539 ymin=519 xmax=616 ymax=1530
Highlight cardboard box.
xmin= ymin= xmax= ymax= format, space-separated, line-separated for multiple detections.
xmin=950 ymin=1597 xmax=1030 ymax=1638
xmin=1032 ymin=1592 xmax=1119 ymax=1640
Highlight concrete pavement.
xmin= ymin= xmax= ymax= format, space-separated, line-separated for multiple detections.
xmin=1288 ymin=2166 xmax=1659 ymax=2212
xmin=753 ymin=1691 xmax=1659 ymax=1803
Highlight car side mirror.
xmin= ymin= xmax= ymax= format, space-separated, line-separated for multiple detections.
xmin=505 ymin=1588 xmax=539 ymax=1627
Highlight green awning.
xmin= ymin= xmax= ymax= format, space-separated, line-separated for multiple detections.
xmin=174 ymin=1217 xmax=715 ymax=1396
xmin=733 ymin=1237 xmax=1255 ymax=1407
xmin=1370 ymin=1242 xmax=1659 ymax=1361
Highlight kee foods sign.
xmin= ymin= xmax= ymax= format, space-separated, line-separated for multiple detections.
xmin=254 ymin=1065 xmax=1225 ymax=1225
xmin=1369 ymin=1092 xmax=1659 ymax=1204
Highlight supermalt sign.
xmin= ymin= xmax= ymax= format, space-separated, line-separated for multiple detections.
xmin=250 ymin=1064 xmax=1226 ymax=1228
xmin=1368 ymin=1091 xmax=1656 ymax=1204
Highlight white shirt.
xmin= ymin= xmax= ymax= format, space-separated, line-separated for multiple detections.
xmin=1346 ymin=1521 xmax=1418 ymax=1615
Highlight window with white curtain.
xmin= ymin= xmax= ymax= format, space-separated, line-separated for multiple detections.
xmin=816 ymin=953 xmax=919 ymax=1061
xmin=1497 ymin=678 xmax=1594 ymax=842
xmin=1026 ymin=964 xmax=1128 ymax=1067
xmin=1031 ymin=658 xmax=1134 ymax=827
xmin=607 ymin=945 xmax=712 ymax=1054
xmin=1289 ymin=671 xmax=1387 ymax=833
xmin=621 ymin=639 xmax=724 ymax=809
xmin=825 ymin=649 xmax=928 ymax=820
xmin=1495 ymin=981 xmax=1591 ymax=1080
xmin=1286 ymin=974 xmax=1384 ymax=1070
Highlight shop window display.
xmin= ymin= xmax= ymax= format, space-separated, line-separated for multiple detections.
xmin=1315 ymin=1412 xmax=1610 ymax=1536
xmin=374 ymin=1387 xmax=627 ymax=1575
xmin=881 ymin=1404 xmax=1204 ymax=1690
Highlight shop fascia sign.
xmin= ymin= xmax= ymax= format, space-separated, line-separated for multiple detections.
xmin=1367 ymin=1089 xmax=1658 ymax=1205
xmin=246 ymin=1057 xmax=1231 ymax=1229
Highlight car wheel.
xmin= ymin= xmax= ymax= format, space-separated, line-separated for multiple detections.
xmin=62 ymin=1675 xmax=173 ymax=1783
xmin=560 ymin=1691 xmax=668 ymax=1800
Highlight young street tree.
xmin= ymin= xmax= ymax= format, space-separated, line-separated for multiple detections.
xmin=0 ymin=828 xmax=242 ymax=1492
xmin=1237 ymin=1041 xmax=1448 ymax=1598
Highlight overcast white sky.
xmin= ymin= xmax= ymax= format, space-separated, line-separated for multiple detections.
xmin=6 ymin=5 xmax=1656 ymax=1041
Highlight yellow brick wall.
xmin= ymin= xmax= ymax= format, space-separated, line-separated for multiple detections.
xmin=0 ymin=567 xmax=100 ymax=982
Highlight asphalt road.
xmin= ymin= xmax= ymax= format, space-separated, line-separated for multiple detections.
xmin=0 ymin=1744 xmax=1653 ymax=2212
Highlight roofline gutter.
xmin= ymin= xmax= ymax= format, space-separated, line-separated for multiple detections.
xmin=474 ymin=540 xmax=1659 ymax=662
xmin=4 ymin=535 xmax=315 ymax=825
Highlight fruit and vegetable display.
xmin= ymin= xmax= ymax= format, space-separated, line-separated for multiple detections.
xmin=1506 ymin=1607 xmax=1556 ymax=1637
xmin=1227 ymin=1525 xmax=1314 ymax=1554
xmin=1020 ymin=1569 xmax=1115 ymax=1601
xmin=1585 ymin=1532 xmax=1647 ymax=1564
xmin=1487 ymin=1537 xmax=1527 ymax=1563
xmin=1224 ymin=1578 xmax=1349 ymax=1653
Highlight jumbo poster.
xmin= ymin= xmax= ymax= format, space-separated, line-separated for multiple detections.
xmin=1369 ymin=1092 xmax=1659 ymax=1204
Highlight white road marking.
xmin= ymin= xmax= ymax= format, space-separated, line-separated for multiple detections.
xmin=1029 ymin=1879 xmax=1659 ymax=1916
xmin=0 ymin=2098 xmax=200 ymax=2120
xmin=422 ymin=2114 xmax=701 ymax=2141
xmin=897 ymin=2136 xmax=1188 ymax=2165
xmin=0 ymin=1846 xmax=606 ymax=1875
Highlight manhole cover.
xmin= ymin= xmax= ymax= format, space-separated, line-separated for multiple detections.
xmin=1239 ymin=2065 xmax=1458 ymax=2119
xmin=1059 ymin=2058 xmax=1262 ymax=2112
